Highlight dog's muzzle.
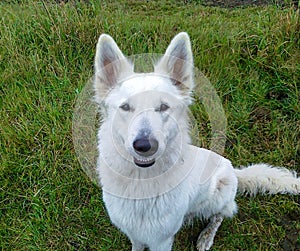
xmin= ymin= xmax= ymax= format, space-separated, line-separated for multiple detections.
xmin=133 ymin=136 xmax=158 ymax=168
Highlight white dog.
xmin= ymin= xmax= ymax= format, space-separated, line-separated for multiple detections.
xmin=93 ymin=32 xmax=299 ymax=251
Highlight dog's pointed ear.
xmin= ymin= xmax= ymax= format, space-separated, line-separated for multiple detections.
xmin=94 ymin=34 xmax=133 ymax=101
xmin=155 ymin=32 xmax=194 ymax=95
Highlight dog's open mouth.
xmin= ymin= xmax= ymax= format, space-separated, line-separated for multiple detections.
xmin=134 ymin=157 xmax=155 ymax=168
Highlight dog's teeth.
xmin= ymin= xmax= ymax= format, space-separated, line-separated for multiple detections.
xmin=139 ymin=159 xmax=151 ymax=163
xmin=134 ymin=157 xmax=155 ymax=164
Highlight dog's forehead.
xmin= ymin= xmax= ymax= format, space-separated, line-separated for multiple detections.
xmin=105 ymin=73 xmax=184 ymax=108
xmin=120 ymin=74 xmax=179 ymax=97
xmin=119 ymin=74 xmax=181 ymax=107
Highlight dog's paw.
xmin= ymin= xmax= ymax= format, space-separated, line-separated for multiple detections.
xmin=196 ymin=238 xmax=213 ymax=251
xmin=196 ymin=215 xmax=223 ymax=250
xmin=196 ymin=229 xmax=214 ymax=251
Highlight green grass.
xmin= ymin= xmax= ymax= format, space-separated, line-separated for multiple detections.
xmin=1 ymin=0 xmax=299 ymax=250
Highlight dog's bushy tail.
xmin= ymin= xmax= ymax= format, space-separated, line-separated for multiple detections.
xmin=234 ymin=164 xmax=300 ymax=196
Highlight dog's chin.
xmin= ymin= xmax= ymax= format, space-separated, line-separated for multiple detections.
xmin=134 ymin=157 xmax=155 ymax=168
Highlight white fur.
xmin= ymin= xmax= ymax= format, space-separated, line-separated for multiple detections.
xmin=93 ymin=32 xmax=300 ymax=251
xmin=235 ymin=163 xmax=300 ymax=196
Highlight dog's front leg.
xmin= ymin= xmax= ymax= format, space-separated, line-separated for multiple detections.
xmin=131 ymin=239 xmax=145 ymax=251
xmin=196 ymin=215 xmax=223 ymax=251
xmin=148 ymin=237 xmax=174 ymax=251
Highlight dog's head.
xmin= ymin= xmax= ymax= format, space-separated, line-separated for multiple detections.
xmin=94 ymin=33 xmax=194 ymax=168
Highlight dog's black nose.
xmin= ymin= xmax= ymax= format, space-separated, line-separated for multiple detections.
xmin=133 ymin=137 xmax=158 ymax=157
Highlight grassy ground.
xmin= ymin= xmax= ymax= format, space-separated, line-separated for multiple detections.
xmin=1 ymin=0 xmax=299 ymax=250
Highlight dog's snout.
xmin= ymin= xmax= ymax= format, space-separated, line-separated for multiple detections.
xmin=133 ymin=137 xmax=158 ymax=157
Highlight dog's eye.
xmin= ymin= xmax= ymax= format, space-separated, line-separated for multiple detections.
xmin=119 ymin=103 xmax=130 ymax=111
xmin=157 ymin=103 xmax=169 ymax=112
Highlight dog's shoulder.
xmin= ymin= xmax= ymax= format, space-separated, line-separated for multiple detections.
xmin=185 ymin=145 xmax=234 ymax=183
xmin=187 ymin=145 xmax=228 ymax=167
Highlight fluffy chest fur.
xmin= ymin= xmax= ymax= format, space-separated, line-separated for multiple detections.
xmin=102 ymin=186 xmax=189 ymax=244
